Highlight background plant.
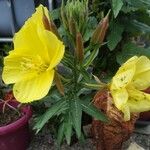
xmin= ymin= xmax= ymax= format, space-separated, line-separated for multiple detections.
xmin=32 ymin=1 xmax=109 ymax=146
xmin=91 ymin=0 xmax=150 ymax=81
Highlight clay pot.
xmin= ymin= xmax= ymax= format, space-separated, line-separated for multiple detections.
xmin=0 ymin=101 xmax=32 ymax=150
xmin=91 ymin=90 xmax=138 ymax=150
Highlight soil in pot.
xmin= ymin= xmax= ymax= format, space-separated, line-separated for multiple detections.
xmin=0 ymin=106 xmax=21 ymax=127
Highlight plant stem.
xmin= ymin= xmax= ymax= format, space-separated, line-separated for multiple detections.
xmin=0 ymin=99 xmax=21 ymax=116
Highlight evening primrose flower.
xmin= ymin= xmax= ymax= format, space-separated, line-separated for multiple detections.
xmin=2 ymin=5 xmax=65 ymax=103
xmin=110 ymin=56 xmax=150 ymax=121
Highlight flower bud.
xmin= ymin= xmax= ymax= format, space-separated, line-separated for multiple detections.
xmin=54 ymin=71 xmax=64 ymax=96
xmin=91 ymin=10 xmax=110 ymax=45
xmin=69 ymin=18 xmax=76 ymax=36
xmin=42 ymin=12 xmax=51 ymax=31
xmin=76 ymin=32 xmax=84 ymax=63
xmin=49 ymin=20 xmax=61 ymax=40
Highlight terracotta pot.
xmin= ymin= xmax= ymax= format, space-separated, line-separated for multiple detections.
xmin=0 ymin=101 xmax=32 ymax=150
xmin=91 ymin=90 xmax=139 ymax=150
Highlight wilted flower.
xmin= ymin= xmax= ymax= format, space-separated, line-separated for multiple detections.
xmin=110 ymin=56 xmax=150 ymax=121
xmin=2 ymin=5 xmax=64 ymax=103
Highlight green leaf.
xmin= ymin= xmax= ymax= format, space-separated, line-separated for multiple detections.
xmin=117 ymin=42 xmax=150 ymax=64
xmin=125 ymin=0 xmax=150 ymax=9
xmin=64 ymin=113 xmax=72 ymax=145
xmin=112 ymin=0 xmax=123 ymax=18
xmin=70 ymin=99 xmax=82 ymax=138
xmin=34 ymin=100 xmax=68 ymax=133
xmin=131 ymin=20 xmax=150 ymax=33
xmin=107 ymin=22 xmax=124 ymax=51
xmin=83 ymin=17 xmax=98 ymax=42
xmin=79 ymin=66 xmax=91 ymax=82
xmin=80 ymin=100 xmax=108 ymax=122
xmin=50 ymin=8 xmax=60 ymax=20
xmin=84 ymin=48 xmax=99 ymax=67
xmin=57 ymin=123 xmax=65 ymax=145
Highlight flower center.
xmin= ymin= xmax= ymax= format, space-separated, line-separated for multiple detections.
xmin=21 ymin=56 xmax=49 ymax=74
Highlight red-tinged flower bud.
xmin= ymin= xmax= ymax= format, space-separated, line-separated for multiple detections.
xmin=97 ymin=13 xmax=109 ymax=44
xmin=91 ymin=10 xmax=110 ymax=45
xmin=49 ymin=20 xmax=61 ymax=40
xmin=42 ymin=10 xmax=51 ymax=31
xmin=91 ymin=21 xmax=102 ymax=44
xmin=54 ymin=71 xmax=65 ymax=96
xmin=76 ymin=32 xmax=84 ymax=63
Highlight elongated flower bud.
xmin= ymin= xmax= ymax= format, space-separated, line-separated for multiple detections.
xmin=91 ymin=22 xmax=102 ymax=44
xmin=97 ymin=12 xmax=109 ymax=44
xmin=54 ymin=71 xmax=65 ymax=96
xmin=42 ymin=12 xmax=51 ymax=31
xmin=69 ymin=18 xmax=76 ymax=36
xmin=76 ymin=32 xmax=84 ymax=63
xmin=91 ymin=10 xmax=110 ymax=44
xmin=49 ymin=20 xmax=61 ymax=40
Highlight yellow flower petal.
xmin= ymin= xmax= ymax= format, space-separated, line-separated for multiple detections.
xmin=13 ymin=70 xmax=54 ymax=103
xmin=127 ymin=88 xmax=150 ymax=112
xmin=111 ymin=88 xmax=128 ymax=109
xmin=37 ymin=28 xmax=65 ymax=70
xmin=121 ymin=104 xmax=130 ymax=121
xmin=135 ymin=56 xmax=150 ymax=75
xmin=128 ymin=98 xmax=150 ymax=113
xmin=133 ymin=70 xmax=150 ymax=90
xmin=13 ymin=6 xmax=49 ymax=63
xmin=2 ymin=54 xmax=37 ymax=84
xmin=111 ymin=68 xmax=135 ymax=89
xmin=117 ymin=56 xmax=138 ymax=74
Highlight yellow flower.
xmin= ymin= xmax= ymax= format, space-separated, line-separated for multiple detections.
xmin=2 ymin=5 xmax=65 ymax=103
xmin=110 ymin=56 xmax=150 ymax=121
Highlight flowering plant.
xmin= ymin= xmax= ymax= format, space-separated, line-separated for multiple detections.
xmin=2 ymin=0 xmax=150 ymax=146
xmin=2 ymin=2 xmax=108 ymax=145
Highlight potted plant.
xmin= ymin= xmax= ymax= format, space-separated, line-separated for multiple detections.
xmin=0 ymin=43 xmax=32 ymax=150
xmin=92 ymin=55 xmax=150 ymax=149
xmin=0 ymin=91 xmax=32 ymax=150
xmin=2 ymin=2 xmax=108 ymax=146
xmin=2 ymin=0 xmax=150 ymax=149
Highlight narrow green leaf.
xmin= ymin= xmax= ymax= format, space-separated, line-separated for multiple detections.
xmin=70 ymin=99 xmax=82 ymax=138
xmin=64 ymin=113 xmax=72 ymax=145
xmin=112 ymin=0 xmax=123 ymax=18
xmin=131 ymin=20 xmax=150 ymax=33
xmin=126 ymin=0 xmax=150 ymax=9
xmin=79 ymin=66 xmax=91 ymax=82
xmin=80 ymin=101 xmax=108 ymax=122
xmin=84 ymin=48 xmax=99 ymax=67
xmin=34 ymin=100 xmax=68 ymax=133
xmin=57 ymin=123 xmax=65 ymax=145
xmin=107 ymin=22 xmax=124 ymax=51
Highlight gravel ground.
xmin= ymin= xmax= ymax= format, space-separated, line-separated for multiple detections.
xmin=28 ymin=125 xmax=150 ymax=150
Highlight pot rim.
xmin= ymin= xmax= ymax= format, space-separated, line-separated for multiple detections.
xmin=0 ymin=101 xmax=32 ymax=135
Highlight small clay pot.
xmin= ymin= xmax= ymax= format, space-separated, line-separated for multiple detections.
xmin=0 ymin=100 xmax=32 ymax=150
xmin=91 ymin=90 xmax=138 ymax=150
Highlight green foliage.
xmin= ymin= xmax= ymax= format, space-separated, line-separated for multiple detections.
xmin=33 ymin=0 xmax=150 ymax=146
xmin=107 ymin=22 xmax=124 ymax=51
xmin=117 ymin=42 xmax=150 ymax=64
xmin=34 ymin=100 xmax=68 ymax=133
xmin=111 ymin=0 xmax=123 ymax=18
xmin=91 ymin=0 xmax=150 ymax=81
